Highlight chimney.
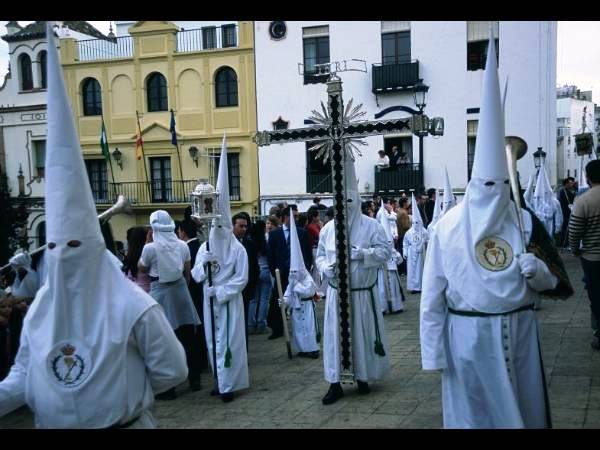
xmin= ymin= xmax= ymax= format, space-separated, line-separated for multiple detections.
xmin=5 ymin=21 xmax=22 ymax=35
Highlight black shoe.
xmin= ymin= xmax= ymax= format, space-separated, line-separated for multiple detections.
xmin=591 ymin=338 xmax=600 ymax=350
xmin=307 ymin=351 xmax=319 ymax=359
xmin=392 ymin=310 xmax=404 ymax=315
xmin=297 ymin=352 xmax=307 ymax=357
xmin=322 ymin=383 xmax=344 ymax=405
xmin=189 ymin=380 xmax=201 ymax=392
xmin=156 ymin=388 xmax=176 ymax=401
xmin=220 ymin=392 xmax=234 ymax=403
xmin=268 ymin=333 xmax=283 ymax=340
xmin=357 ymin=380 xmax=370 ymax=395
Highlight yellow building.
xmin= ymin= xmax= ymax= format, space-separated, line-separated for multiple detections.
xmin=60 ymin=21 xmax=258 ymax=241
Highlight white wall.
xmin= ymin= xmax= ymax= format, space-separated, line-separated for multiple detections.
xmin=255 ymin=21 xmax=558 ymax=213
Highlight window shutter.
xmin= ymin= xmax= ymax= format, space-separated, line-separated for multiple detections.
xmin=302 ymin=25 xmax=329 ymax=37
xmin=467 ymin=21 xmax=499 ymax=42
xmin=381 ymin=21 xmax=410 ymax=33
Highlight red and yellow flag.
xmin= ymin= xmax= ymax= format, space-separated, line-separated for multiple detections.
xmin=135 ymin=122 xmax=143 ymax=160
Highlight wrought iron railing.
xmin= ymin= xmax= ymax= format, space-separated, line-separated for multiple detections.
xmin=77 ymin=36 xmax=133 ymax=62
xmin=176 ymin=25 xmax=238 ymax=53
xmin=374 ymin=164 xmax=423 ymax=193
xmin=372 ymin=61 xmax=420 ymax=94
xmin=307 ymin=173 xmax=332 ymax=193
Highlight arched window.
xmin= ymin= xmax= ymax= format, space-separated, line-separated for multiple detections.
xmin=146 ymin=72 xmax=168 ymax=112
xmin=82 ymin=78 xmax=102 ymax=116
xmin=215 ymin=67 xmax=238 ymax=107
xmin=38 ymin=51 xmax=47 ymax=89
xmin=19 ymin=53 xmax=33 ymax=91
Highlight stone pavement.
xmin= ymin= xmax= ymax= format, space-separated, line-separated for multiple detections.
xmin=1 ymin=253 xmax=599 ymax=429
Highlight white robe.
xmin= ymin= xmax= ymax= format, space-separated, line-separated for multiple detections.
xmin=420 ymin=207 xmax=558 ymax=429
xmin=403 ymin=227 xmax=428 ymax=291
xmin=316 ymin=216 xmax=391 ymax=383
xmin=535 ymin=197 xmax=563 ymax=237
xmin=283 ymin=275 xmax=320 ymax=353
xmin=0 ymin=297 xmax=188 ymax=428
xmin=192 ymin=239 xmax=249 ymax=394
xmin=377 ymin=252 xmax=405 ymax=313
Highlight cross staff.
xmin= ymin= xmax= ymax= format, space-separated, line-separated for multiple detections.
xmin=254 ymin=72 xmax=411 ymax=384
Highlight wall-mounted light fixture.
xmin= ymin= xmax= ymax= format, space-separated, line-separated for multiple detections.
xmin=189 ymin=145 xmax=199 ymax=167
xmin=112 ymin=147 xmax=123 ymax=170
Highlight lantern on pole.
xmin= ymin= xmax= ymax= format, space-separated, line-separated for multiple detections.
xmin=190 ymin=178 xmax=220 ymax=222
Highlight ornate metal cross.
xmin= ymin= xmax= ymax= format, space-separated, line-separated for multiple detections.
xmin=254 ymin=64 xmax=411 ymax=384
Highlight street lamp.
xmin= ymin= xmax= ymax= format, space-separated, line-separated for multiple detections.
xmin=533 ymin=146 xmax=546 ymax=170
xmin=413 ymin=80 xmax=429 ymax=113
xmin=413 ymin=80 xmax=429 ymax=191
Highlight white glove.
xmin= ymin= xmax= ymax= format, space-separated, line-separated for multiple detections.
xmin=392 ymin=250 xmax=403 ymax=265
xmin=323 ymin=263 xmax=336 ymax=279
xmin=517 ymin=253 xmax=538 ymax=279
xmin=10 ymin=253 xmax=32 ymax=270
xmin=351 ymin=247 xmax=364 ymax=261
xmin=199 ymin=251 xmax=218 ymax=266
xmin=278 ymin=297 xmax=283 ymax=307
xmin=205 ymin=286 xmax=216 ymax=298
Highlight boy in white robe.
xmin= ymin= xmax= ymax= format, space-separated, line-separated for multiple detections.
xmin=192 ymin=135 xmax=249 ymax=403
xmin=532 ymin=163 xmax=563 ymax=238
xmin=282 ymin=216 xmax=320 ymax=358
xmin=403 ymin=194 xmax=428 ymax=293
xmin=376 ymin=200 xmax=405 ymax=314
xmin=420 ymin=34 xmax=561 ymax=429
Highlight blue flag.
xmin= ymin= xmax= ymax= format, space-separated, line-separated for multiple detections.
xmin=170 ymin=109 xmax=177 ymax=146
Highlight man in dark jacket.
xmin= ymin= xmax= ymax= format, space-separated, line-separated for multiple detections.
xmin=266 ymin=205 xmax=313 ymax=340
xmin=232 ymin=213 xmax=260 ymax=347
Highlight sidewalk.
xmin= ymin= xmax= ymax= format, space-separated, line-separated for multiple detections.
xmin=1 ymin=253 xmax=598 ymax=428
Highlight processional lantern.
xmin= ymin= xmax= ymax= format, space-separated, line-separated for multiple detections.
xmin=190 ymin=178 xmax=221 ymax=222
xmin=575 ymin=132 xmax=594 ymax=156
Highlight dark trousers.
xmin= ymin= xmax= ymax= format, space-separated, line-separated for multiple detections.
xmin=174 ymin=324 xmax=202 ymax=384
xmin=267 ymin=271 xmax=288 ymax=336
xmin=581 ymin=258 xmax=600 ymax=335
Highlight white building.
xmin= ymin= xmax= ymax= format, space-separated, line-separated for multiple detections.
xmin=254 ymin=21 xmax=557 ymax=213
xmin=556 ymin=85 xmax=596 ymax=183
xmin=0 ymin=21 xmax=108 ymax=249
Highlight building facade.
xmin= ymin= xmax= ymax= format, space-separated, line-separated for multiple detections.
xmin=58 ymin=20 xmax=258 ymax=241
xmin=556 ymin=85 xmax=597 ymax=183
xmin=0 ymin=21 xmax=108 ymax=250
xmin=254 ymin=21 xmax=557 ymax=213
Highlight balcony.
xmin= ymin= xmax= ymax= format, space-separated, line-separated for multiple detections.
xmin=372 ymin=61 xmax=420 ymax=94
xmin=77 ymin=36 xmax=134 ymax=62
xmin=92 ymin=180 xmax=198 ymax=205
xmin=307 ymin=173 xmax=332 ymax=194
xmin=176 ymin=25 xmax=238 ymax=53
xmin=374 ymin=164 xmax=423 ymax=194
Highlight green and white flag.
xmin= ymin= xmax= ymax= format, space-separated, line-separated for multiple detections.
xmin=100 ymin=118 xmax=110 ymax=162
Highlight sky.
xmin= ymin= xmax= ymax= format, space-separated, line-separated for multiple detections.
xmin=0 ymin=21 xmax=598 ymax=103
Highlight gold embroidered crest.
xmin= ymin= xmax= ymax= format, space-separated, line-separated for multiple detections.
xmin=475 ymin=236 xmax=513 ymax=271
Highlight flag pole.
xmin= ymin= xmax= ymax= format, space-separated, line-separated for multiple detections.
xmin=102 ymin=115 xmax=116 ymax=186
xmin=136 ymin=110 xmax=152 ymax=202
xmin=171 ymin=109 xmax=185 ymax=201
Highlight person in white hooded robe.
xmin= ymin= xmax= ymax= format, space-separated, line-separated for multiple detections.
xmin=441 ymin=166 xmax=457 ymax=217
xmin=0 ymin=23 xmax=188 ymax=428
xmin=427 ymin=189 xmax=442 ymax=230
xmin=420 ymin=34 xmax=560 ymax=429
xmin=403 ymin=194 xmax=428 ymax=293
xmin=531 ymin=162 xmax=563 ymax=238
xmin=523 ymin=172 xmax=536 ymax=210
xmin=192 ymin=135 xmax=249 ymax=403
xmin=376 ymin=200 xmax=405 ymax=314
xmin=139 ymin=209 xmax=202 ymax=397
xmin=282 ymin=214 xmax=320 ymax=358
xmin=316 ymin=156 xmax=391 ymax=405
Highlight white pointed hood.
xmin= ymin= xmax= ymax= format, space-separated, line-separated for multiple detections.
xmin=523 ymin=172 xmax=535 ymax=208
xmin=344 ymin=154 xmax=363 ymax=241
xmin=289 ymin=212 xmax=306 ymax=273
xmin=376 ymin=199 xmax=394 ymax=243
xmin=209 ymin=134 xmax=237 ymax=262
xmin=23 ymin=23 xmax=154 ymax=428
xmin=410 ymin=193 xmax=424 ymax=231
xmin=441 ymin=166 xmax=456 ymax=215
xmin=438 ymin=31 xmax=529 ymax=314
xmin=429 ymin=190 xmax=442 ymax=227
xmin=532 ymin=162 xmax=555 ymax=221
xmin=150 ymin=210 xmax=182 ymax=282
